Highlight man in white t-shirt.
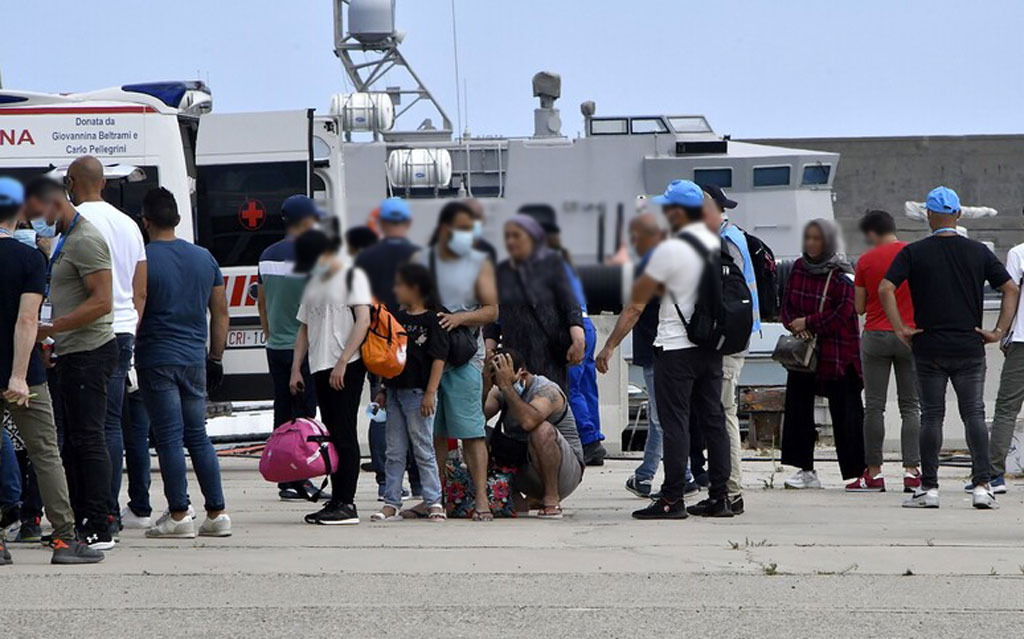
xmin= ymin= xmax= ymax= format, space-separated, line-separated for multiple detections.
xmin=987 ymin=241 xmax=1024 ymax=494
xmin=625 ymin=180 xmax=733 ymax=520
xmin=67 ymin=156 xmax=148 ymax=533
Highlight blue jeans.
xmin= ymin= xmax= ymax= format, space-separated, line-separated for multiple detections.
xmin=140 ymin=365 xmax=225 ymax=513
xmin=383 ymin=389 xmax=442 ymax=508
xmin=106 ymin=333 xmax=134 ymax=518
xmin=568 ymin=317 xmax=604 ymax=446
xmin=0 ymin=429 xmax=22 ymax=511
xmin=635 ymin=364 xmax=694 ymax=485
xmin=915 ymin=355 xmax=989 ymax=490
xmin=121 ymin=389 xmax=152 ymax=517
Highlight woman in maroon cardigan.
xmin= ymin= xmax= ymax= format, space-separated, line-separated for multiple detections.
xmin=780 ymin=219 xmax=866 ymax=489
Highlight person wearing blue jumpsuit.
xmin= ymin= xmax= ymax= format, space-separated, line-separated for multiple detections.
xmin=563 ymin=261 xmax=607 ymax=465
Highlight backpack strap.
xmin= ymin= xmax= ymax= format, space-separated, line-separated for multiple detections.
xmin=668 ymin=232 xmax=711 ymax=329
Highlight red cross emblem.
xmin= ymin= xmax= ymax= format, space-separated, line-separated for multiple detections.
xmin=238 ymin=199 xmax=266 ymax=230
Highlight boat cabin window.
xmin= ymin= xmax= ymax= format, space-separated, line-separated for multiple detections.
xmin=668 ymin=117 xmax=713 ymax=134
xmin=589 ymin=118 xmax=628 ymax=135
xmin=802 ymin=163 xmax=831 ymax=186
xmin=694 ymin=168 xmax=732 ymax=188
xmin=753 ymin=165 xmax=791 ymax=188
xmin=630 ymin=118 xmax=669 ymax=134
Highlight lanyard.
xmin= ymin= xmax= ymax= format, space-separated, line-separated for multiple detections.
xmin=932 ymin=227 xmax=958 ymax=236
xmin=45 ymin=212 xmax=80 ymax=298
xmin=0 ymin=228 xmax=12 ymax=237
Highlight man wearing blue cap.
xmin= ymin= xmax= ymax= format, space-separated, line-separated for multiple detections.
xmin=258 ymin=194 xmax=325 ymax=502
xmin=355 ymin=197 xmax=422 ymax=499
xmin=604 ymin=180 xmax=733 ymax=519
xmin=881 ymin=186 xmax=1019 ymax=510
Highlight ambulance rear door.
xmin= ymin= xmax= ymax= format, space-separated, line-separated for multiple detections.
xmin=195 ymin=109 xmax=314 ymax=403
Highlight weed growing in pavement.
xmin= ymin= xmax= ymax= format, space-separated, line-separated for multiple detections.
xmin=762 ymin=562 xmax=779 ymax=576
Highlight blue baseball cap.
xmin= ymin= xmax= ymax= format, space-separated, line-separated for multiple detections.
xmin=379 ymin=197 xmax=411 ymax=223
xmin=652 ymin=179 xmax=704 ymax=208
xmin=281 ymin=195 xmax=324 ymax=223
xmin=0 ymin=177 xmax=25 ymax=207
xmin=925 ymin=186 xmax=961 ymax=214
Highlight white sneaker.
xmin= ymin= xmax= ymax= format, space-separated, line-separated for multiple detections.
xmin=784 ymin=470 xmax=822 ymax=490
xmin=146 ymin=514 xmax=196 ymax=539
xmin=120 ymin=507 xmax=152 ymax=530
xmin=902 ymin=487 xmax=940 ymax=508
xmin=972 ymin=485 xmax=998 ymax=510
xmin=154 ymin=505 xmax=196 ymax=527
xmin=198 ymin=514 xmax=232 ymax=537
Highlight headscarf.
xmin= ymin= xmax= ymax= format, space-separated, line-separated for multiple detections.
xmin=505 ymin=214 xmax=550 ymax=263
xmin=802 ymin=218 xmax=853 ymax=276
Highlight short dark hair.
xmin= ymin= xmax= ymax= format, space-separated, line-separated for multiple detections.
xmin=345 ymin=225 xmax=378 ymax=252
xmin=681 ymin=205 xmax=704 ymax=222
xmin=493 ymin=346 xmax=526 ymax=373
xmin=142 ymin=187 xmax=180 ymax=229
xmin=0 ymin=203 xmax=19 ymax=223
xmin=429 ymin=200 xmax=475 ymax=246
xmin=24 ymin=177 xmax=65 ymax=202
xmin=859 ymin=209 xmax=896 ymax=236
xmin=395 ymin=262 xmax=439 ymax=310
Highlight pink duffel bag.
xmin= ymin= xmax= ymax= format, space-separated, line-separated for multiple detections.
xmin=259 ymin=417 xmax=335 ymax=499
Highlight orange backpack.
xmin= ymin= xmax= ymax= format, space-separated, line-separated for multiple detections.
xmin=347 ymin=269 xmax=407 ymax=378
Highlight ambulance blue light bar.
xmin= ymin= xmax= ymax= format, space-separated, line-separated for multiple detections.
xmin=121 ymin=81 xmax=210 ymax=108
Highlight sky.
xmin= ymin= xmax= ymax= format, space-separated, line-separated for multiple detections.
xmin=2 ymin=0 xmax=1023 ymax=139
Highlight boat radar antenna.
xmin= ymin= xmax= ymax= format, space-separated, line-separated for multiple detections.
xmin=333 ymin=0 xmax=453 ymax=140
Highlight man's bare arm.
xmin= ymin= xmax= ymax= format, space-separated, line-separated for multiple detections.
xmin=499 ymin=383 xmax=561 ymax=433
xmin=133 ymin=261 xmax=147 ymax=328
xmin=854 ymin=286 xmax=867 ymax=316
xmin=596 ymin=273 xmax=658 ymax=373
xmin=208 ymin=284 xmax=229 ymax=360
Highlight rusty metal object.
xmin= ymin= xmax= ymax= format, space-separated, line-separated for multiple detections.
xmin=740 ymin=386 xmax=786 ymax=450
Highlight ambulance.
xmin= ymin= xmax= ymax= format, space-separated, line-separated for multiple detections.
xmin=0 ymin=81 xmax=347 ymax=402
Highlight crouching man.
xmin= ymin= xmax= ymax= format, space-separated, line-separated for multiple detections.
xmin=484 ymin=349 xmax=585 ymax=518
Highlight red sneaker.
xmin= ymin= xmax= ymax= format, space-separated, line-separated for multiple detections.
xmin=845 ymin=471 xmax=886 ymax=493
xmin=903 ymin=471 xmax=922 ymax=493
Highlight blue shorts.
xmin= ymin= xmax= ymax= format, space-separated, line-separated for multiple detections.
xmin=434 ymin=361 xmax=486 ymax=440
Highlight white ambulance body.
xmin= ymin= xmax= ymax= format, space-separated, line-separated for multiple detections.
xmin=0 ymin=82 xmax=343 ymax=403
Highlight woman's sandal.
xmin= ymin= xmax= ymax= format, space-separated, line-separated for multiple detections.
xmin=469 ymin=509 xmax=494 ymax=522
xmin=370 ymin=505 xmax=401 ymax=522
xmin=536 ymin=504 xmax=563 ymax=520
xmin=427 ymin=503 xmax=447 ymax=522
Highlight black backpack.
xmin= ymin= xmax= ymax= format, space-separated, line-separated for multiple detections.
xmin=741 ymin=230 xmax=779 ymax=321
xmin=671 ymin=233 xmax=753 ymax=355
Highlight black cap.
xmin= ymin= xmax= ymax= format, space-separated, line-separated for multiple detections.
xmin=699 ymin=184 xmax=738 ymax=210
xmin=293 ymin=229 xmax=334 ymax=274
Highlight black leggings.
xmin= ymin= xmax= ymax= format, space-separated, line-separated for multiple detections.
xmin=313 ymin=360 xmax=367 ymax=505
xmin=781 ymin=364 xmax=866 ymax=480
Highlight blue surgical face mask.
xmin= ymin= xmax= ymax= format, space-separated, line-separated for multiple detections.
xmin=472 ymin=219 xmax=483 ymax=239
xmin=13 ymin=229 xmax=37 ymax=249
xmin=513 ymin=380 xmax=526 ymax=396
xmin=448 ymin=229 xmax=475 ymax=257
xmin=31 ymin=217 xmax=57 ymax=238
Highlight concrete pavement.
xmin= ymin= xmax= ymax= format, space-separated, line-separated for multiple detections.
xmin=3 ymin=454 xmax=1023 ymax=638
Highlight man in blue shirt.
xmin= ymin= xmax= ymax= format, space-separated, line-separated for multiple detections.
xmin=135 ymin=187 xmax=231 ymax=539
xmin=258 ymin=195 xmax=322 ymax=501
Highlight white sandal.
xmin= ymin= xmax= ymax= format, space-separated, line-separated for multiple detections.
xmin=370 ymin=505 xmax=401 ymax=522
xmin=427 ymin=503 xmax=447 ymax=522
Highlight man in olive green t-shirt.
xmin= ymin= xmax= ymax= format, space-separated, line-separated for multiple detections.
xmin=24 ymin=177 xmax=118 ymax=550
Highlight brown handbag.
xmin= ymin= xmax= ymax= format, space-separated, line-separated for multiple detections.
xmin=772 ymin=270 xmax=833 ymax=373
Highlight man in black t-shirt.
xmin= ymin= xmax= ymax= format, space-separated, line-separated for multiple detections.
xmin=881 ymin=186 xmax=1019 ymax=510
xmin=0 ymin=176 xmax=102 ymax=564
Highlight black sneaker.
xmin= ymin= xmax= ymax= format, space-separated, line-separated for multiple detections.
xmin=81 ymin=525 xmax=115 ymax=551
xmin=0 ymin=505 xmax=20 ymax=532
xmin=625 ymin=475 xmax=653 ymax=499
xmin=583 ymin=441 xmax=607 ymax=467
xmin=727 ymin=495 xmax=745 ymax=515
xmin=360 ymin=461 xmax=376 ymax=473
xmin=280 ymin=480 xmax=332 ymax=503
xmin=694 ymin=472 xmax=710 ymax=489
xmin=15 ymin=517 xmax=42 ymax=543
xmin=1 ymin=537 xmax=11 ymax=565
xmin=686 ymin=497 xmax=734 ymax=518
xmin=632 ymin=498 xmax=689 ymax=520
xmin=50 ymin=538 xmax=104 ymax=564
xmin=304 ymin=502 xmax=359 ymax=525
xmin=684 ymin=480 xmax=701 ymax=497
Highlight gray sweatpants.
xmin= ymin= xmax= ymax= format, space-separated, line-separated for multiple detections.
xmin=860 ymin=331 xmax=920 ymax=468
xmin=990 ymin=342 xmax=1024 ymax=477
